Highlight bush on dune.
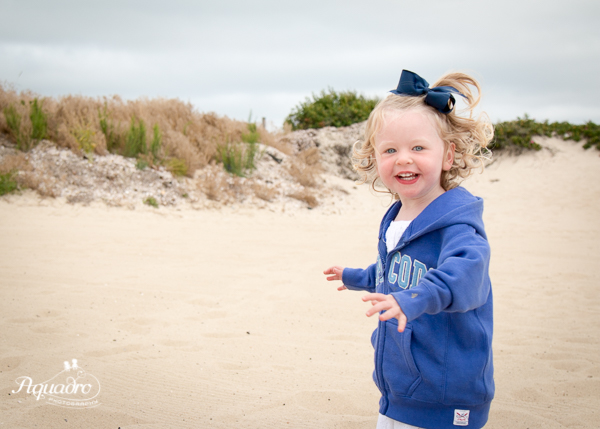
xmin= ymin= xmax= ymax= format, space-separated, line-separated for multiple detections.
xmin=285 ymin=89 xmax=378 ymax=130
xmin=492 ymin=115 xmax=600 ymax=151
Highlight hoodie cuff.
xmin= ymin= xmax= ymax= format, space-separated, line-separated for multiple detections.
xmin=342 ymin=266 xmax=376 ymax=292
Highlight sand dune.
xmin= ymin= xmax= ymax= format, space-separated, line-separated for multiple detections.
xmin=1 ymin=137 xmax=599 ymax=428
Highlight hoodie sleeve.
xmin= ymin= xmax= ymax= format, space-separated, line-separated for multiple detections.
xmin=342 ymin=264 xmax=377 ymax=292
xmin=392 ymin=229 xmax=490 ymax=322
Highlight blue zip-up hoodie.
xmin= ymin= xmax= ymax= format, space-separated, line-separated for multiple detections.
xmin=342 ymin=187 xmax=494 ymax=429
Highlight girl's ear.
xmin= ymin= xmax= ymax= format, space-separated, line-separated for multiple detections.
xmin=443 ymin=143 xmax=455 ymax=171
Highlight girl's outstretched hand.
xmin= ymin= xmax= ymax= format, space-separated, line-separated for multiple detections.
xmin=363 ymin=293 xmax=407 ymax=332
xmin=323 ymin=266 xmax=347 ymax=291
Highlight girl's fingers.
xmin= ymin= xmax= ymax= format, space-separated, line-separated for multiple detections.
xmin=362 ymin=293 xmax=386 ymax=302
xmin=366 ymin=301 xmax=391 ymax=317
xmin=362 ymin=293 xmax=406 ymax=329
xmin=337 ymin=285 xmax=347 ymax=291
xmin=324 ymin=266 xmax=342 ymax=274
xmin=397 ymin=316 xmax=407 ymax=332
xmin=379 ymin=308 xmax=399 ymax=321
xmin=324 ymin=267 xmax=343 ymax=282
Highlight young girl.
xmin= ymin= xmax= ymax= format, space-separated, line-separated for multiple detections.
xmin=324 ymin=70 xmax=494 ymax=429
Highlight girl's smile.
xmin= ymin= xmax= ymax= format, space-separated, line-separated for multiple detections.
xmin=395 ymin=172 xmax=419 ymax=184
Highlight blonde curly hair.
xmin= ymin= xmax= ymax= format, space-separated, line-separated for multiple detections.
xmin=353 ymin=72 xmax=494 ymax=193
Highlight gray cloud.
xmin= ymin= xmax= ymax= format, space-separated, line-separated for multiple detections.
xmin=1 ymin=0 xmax=599 ymax=126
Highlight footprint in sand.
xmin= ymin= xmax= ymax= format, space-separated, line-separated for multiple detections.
xmin=0 ymin=356 xmax=24 ymax=373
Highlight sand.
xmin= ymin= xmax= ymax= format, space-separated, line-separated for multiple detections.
xmin=1 ymin=137 xmax=599 ymax=428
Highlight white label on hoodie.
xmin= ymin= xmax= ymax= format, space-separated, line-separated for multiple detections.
xmin=453 ymin=409 xmax=470 ymax=426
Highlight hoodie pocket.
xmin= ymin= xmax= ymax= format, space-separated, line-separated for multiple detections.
xmin=380 ymin=324 xmax=421 ymax=397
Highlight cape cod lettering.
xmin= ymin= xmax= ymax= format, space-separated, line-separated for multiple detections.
xmin=376 ymin=252 xmax=429 ymax=290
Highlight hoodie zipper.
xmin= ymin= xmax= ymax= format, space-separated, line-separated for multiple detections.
xmin=374 ymin=246 xmax=388 ymax=412
xmin=374 ymin=233 xmax=412 ymax=413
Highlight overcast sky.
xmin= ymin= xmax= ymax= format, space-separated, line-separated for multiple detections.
xmin=1 ymin=0 xmax=599 ymax=128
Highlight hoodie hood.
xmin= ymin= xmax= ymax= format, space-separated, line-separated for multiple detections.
xmin=378 ymin=186 xmax=487 ymax=245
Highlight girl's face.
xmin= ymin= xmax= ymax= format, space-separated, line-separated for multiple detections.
xmin=374 ymin=109 xmax=454 ymax=211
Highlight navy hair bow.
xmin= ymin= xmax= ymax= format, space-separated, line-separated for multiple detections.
xmin=390 ymin=70 xmax=465 ymax=114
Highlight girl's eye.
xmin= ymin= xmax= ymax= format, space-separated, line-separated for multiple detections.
xmin=384 ymin=148 xmax=396 ymax=154
xmin=413 ymin=146 xmax=424 ymax=152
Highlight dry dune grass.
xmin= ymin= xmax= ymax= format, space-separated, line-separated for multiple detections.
xmin=0 ymin=84 xmax=327 ymax=207
xmin=0 ymin=84 xmax=291 ymax=178
xmin=0 ymin=151 xmax=31 ymax=174
xmin=0 ymin=150 xmax=57 ymax=197
xmin=287 ymin=147 xmax=321 ymax=188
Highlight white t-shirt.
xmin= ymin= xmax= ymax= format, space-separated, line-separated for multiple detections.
xmin=385 ymin=220 xmax=411 ymax=254
xmin=377 ymin=413 xmax=423 ymax=429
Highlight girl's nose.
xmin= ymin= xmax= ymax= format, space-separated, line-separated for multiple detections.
xmin=395 ymin=151 xmax=413 ymax=165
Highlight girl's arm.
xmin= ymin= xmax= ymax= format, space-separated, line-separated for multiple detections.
xmin=324 ymin=264 xmax=377 ymax=292
xmin=392 ymin=230 xmax=491 ymax=322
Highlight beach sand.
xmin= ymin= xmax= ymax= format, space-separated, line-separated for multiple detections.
xmin=1 ymin=137 xmax=599 ymax=428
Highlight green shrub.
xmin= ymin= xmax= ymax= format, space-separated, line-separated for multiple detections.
xmin=240 ymin=117 xmax=260 ymax=172
xmin=0 ymin=171 xmax=18 ymax=196
xmin=286 ymin=89 xmax=379 ymax=130
xmin=99 ymin=104 xmax=123 ymax=153
xmin=492 ymin=115 xmax=600 ymax=151
xmin=241 ymin=122 xmax=260 ymax=144
xmin=217 ymin=141 xmax=244 ymax=177
xmin=574 ymin=121 xmax=600 ymax=150
xmin=136 ymin=159 xmax=149 ymax=170
xmin=144 ymin=196 xmax=158 ymax=208
xmin=124 ymin=117 xmax=147 ymax=158
xmin=150 ymin=123 xmax=162 ymax=160
xmin=217 ymin=140 xmax=259 ymax=177
xmin=29 ymin=98 xmax=47 ymax=142
xmin=492 ymin=115 xmax=543 ymax=151
xmin=72 ymin=126 xmax=96 ymax=154
xmin=3 ymin=104 xmax=25 ymax=149
xmin=244 ymin=140 xmax=259 ymax=172
xmin=3 ymin=99 xmax=47 ymax=151
xmin=165 ymin=158 xmax=187 ymax=177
